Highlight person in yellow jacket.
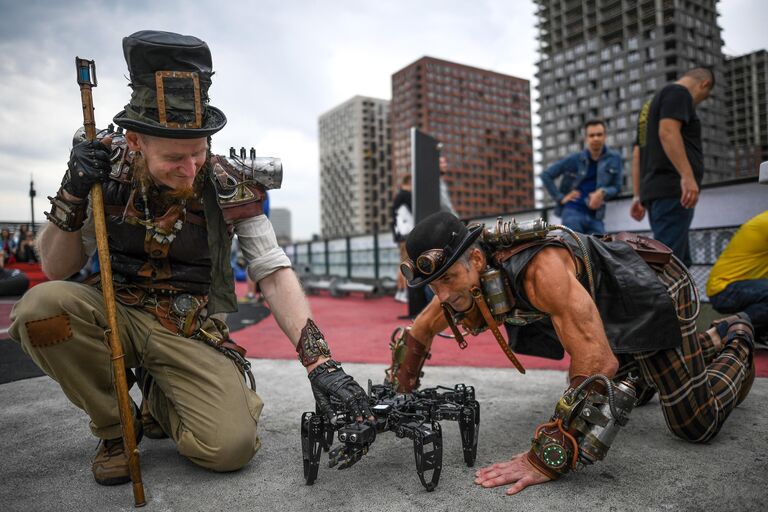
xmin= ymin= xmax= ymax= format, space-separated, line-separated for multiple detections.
xmin=707 ymin=210 xmax=768 ymax=343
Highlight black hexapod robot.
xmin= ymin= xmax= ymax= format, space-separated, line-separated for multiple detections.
xmin=301 ymin=381 xmax=480 ymax=491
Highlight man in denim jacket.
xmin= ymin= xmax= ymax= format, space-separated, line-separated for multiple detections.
xmin=540 ymin=120 xmax=623 ymax=235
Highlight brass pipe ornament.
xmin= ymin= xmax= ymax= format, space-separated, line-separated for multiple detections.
xmin=480 ymin=217 xmax=551 ymax=247
xmin=226 ymin=145 xmax=283 ymax=191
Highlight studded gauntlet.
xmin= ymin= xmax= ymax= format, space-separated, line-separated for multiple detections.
xmin=296 ymin=319 xmax=332 ymax=367
xmin=395 ymin=330 xmax=431 ymax=393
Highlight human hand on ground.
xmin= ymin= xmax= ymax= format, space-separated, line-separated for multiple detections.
xmin=474 ymin=451 xmax=551 ymax=496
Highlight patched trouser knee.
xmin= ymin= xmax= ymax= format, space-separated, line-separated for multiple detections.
xmin=10 ymin=281 xmax=265 ymax=469
xmin=9 ymin=281 xmax=139 ymax=440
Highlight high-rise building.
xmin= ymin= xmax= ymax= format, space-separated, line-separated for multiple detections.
xmin=391 ymin=56 xmax=534 ymax=219
xmin=269 ymin=207 xmax=292 ymax=245
xmin=535 ymin=0 xmax=732 ymax=201
xmin=725 ymin=50 xmax=768 ymax=177
xmin=319 ymin=96 xmax=391 ymax=238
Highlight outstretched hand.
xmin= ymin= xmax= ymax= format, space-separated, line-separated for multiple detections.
xmin=474 ymin=451 xmax=551 ymax=496
xmin=308 ymin=360 xmax=374 ymax=422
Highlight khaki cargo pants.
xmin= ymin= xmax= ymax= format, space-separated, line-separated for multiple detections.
xmin=9 ymin=281 xmax=264 ymax=472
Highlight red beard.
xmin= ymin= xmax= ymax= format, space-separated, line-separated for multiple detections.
xmin=132 ymin=153 xmax=201 ymax=202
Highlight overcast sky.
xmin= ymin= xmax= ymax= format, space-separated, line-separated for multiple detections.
xmin=0 ymin=0 xmax=764 ymax=240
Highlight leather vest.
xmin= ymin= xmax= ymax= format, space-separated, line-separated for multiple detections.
xmin=497 ymin=233 xmax=682 ymax=359
xmin=101 ymin=176 xmax=212 ymax=295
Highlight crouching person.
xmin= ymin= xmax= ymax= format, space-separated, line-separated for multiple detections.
xmin=10 ymin=30 xmax=370 ymax=486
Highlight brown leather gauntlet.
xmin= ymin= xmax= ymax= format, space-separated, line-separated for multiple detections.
xmin=527 ymin=417 xmax=579 ymax=480
xmin=395 ymin=330 xmax=430 ymax=393
xmin=46 ymin=190 xmax=88 ymax=232
xmin=296 ymin=319 xmax=332 ymax=367
xmin=527 ymin=375 xmax=612 ymax=479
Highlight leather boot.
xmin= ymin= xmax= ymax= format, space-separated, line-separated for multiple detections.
xmin=92 ymin=437 xmax=131 ymax=486
xmin=712 ymin=313 xmax=755 ymax=406
xmin=91 ymin=400 xmax=143 ymax=485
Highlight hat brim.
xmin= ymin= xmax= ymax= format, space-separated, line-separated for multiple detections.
xmin=407 ymin=223 xmax=484 ymax=288
xmin=112 ymin=105 xmax=227 ymax=139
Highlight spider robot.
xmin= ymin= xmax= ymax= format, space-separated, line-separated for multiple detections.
xmin=301 ymin=381 xmax=480 ymax=491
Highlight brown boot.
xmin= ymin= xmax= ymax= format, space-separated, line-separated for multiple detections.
xmin=91 ymin=438 xmax=130 ymax=486
xmin=713 ymin=313 xmax=755 ymax=407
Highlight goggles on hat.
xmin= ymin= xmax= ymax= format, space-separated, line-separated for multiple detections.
xmin=400 ymin=249 xmax=447 ymax=281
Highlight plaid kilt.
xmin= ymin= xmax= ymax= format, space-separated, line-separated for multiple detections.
xmin=616 ymin=258 xmax=752 ymax=443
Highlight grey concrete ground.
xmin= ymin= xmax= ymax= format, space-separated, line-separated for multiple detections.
xmin=1 ymin=360 xmax=766 ymax=512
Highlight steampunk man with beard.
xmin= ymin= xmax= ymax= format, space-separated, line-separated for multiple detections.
xmin=388 ymin=211 xmax=755 ymax=495
xmin=9 ymin=30 xmax=371 ymax=486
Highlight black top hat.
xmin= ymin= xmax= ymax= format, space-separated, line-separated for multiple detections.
xmin=113 ymin=30 xmax=227 ymax=138
xmin=403 ymin=211 xmax=483 ymax=288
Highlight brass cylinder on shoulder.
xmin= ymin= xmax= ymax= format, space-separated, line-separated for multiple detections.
xmin=481 ymin=217 xmax=551 ymax=248
xmin=479 ymin=268 xmax=512 ymax=317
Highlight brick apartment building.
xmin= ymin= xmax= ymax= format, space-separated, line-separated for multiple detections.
xmin=391 ymin=56 xmax=534 ymax=219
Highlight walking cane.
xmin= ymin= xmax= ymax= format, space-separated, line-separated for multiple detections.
xmin=75 ymin=57 xmax=146 ymax=507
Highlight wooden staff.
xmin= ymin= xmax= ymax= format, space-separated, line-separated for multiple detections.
xmin=75 ymin=57 xmax=146 ymax=507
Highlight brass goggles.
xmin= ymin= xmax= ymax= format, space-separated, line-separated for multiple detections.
xmin=400 ymin=248 xmax=447 ymax=282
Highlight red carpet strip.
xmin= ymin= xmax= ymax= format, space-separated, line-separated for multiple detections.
xmin=231 ymin=291 xmax=768 ymax=377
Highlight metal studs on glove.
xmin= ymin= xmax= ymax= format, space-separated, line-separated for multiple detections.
xmin=308 ymin=359 xmax=373 ymax=421
xmin=62 ymin=138 xmax=113 ymax=199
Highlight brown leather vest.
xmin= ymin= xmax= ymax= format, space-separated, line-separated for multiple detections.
xmin=101 ymin=176 xmax=213 ymax=295
xmin=495 ymin=233 xmax=682 ymax=358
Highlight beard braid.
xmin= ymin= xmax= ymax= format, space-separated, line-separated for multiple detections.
xmin=131 ymin=153 xmax=205 ymax=203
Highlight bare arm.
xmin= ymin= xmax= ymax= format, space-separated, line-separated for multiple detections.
xmin=629 ymin=145 xmax=646 ymax=221
xmin=523 ymin=246 xmax=618 ymax=378
xmin=257 ymin=267 xmax=331 ymax=374
xmin=258 ymin=266 xmax=312 ymax=347
xmin=474 ymin=246 xmax=619 ymax=495
xmin=410 ymin=296 xmax=448 ymax=343
xmin=631 ymin=144 xmax=641 ymax=196
xmin=659 ymin=118 xmax=699 ymax=208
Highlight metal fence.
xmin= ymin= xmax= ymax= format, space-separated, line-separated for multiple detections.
xmin=283 ymin=224 xmax=738 ymax=300
xmin=285 ymin=233 xmax=400 ymax=283
xmin=285 ymin=177 xmax=768 ymax=297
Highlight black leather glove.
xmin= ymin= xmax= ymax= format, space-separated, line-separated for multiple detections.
xmin=308 ymin=360 xmax=373 ymax=420
xmin=62 ymin=139 xmax=113 ymax=199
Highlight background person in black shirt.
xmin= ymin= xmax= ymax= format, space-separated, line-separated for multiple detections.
xmin=637 ymin=67 xmax=714 ymax=266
